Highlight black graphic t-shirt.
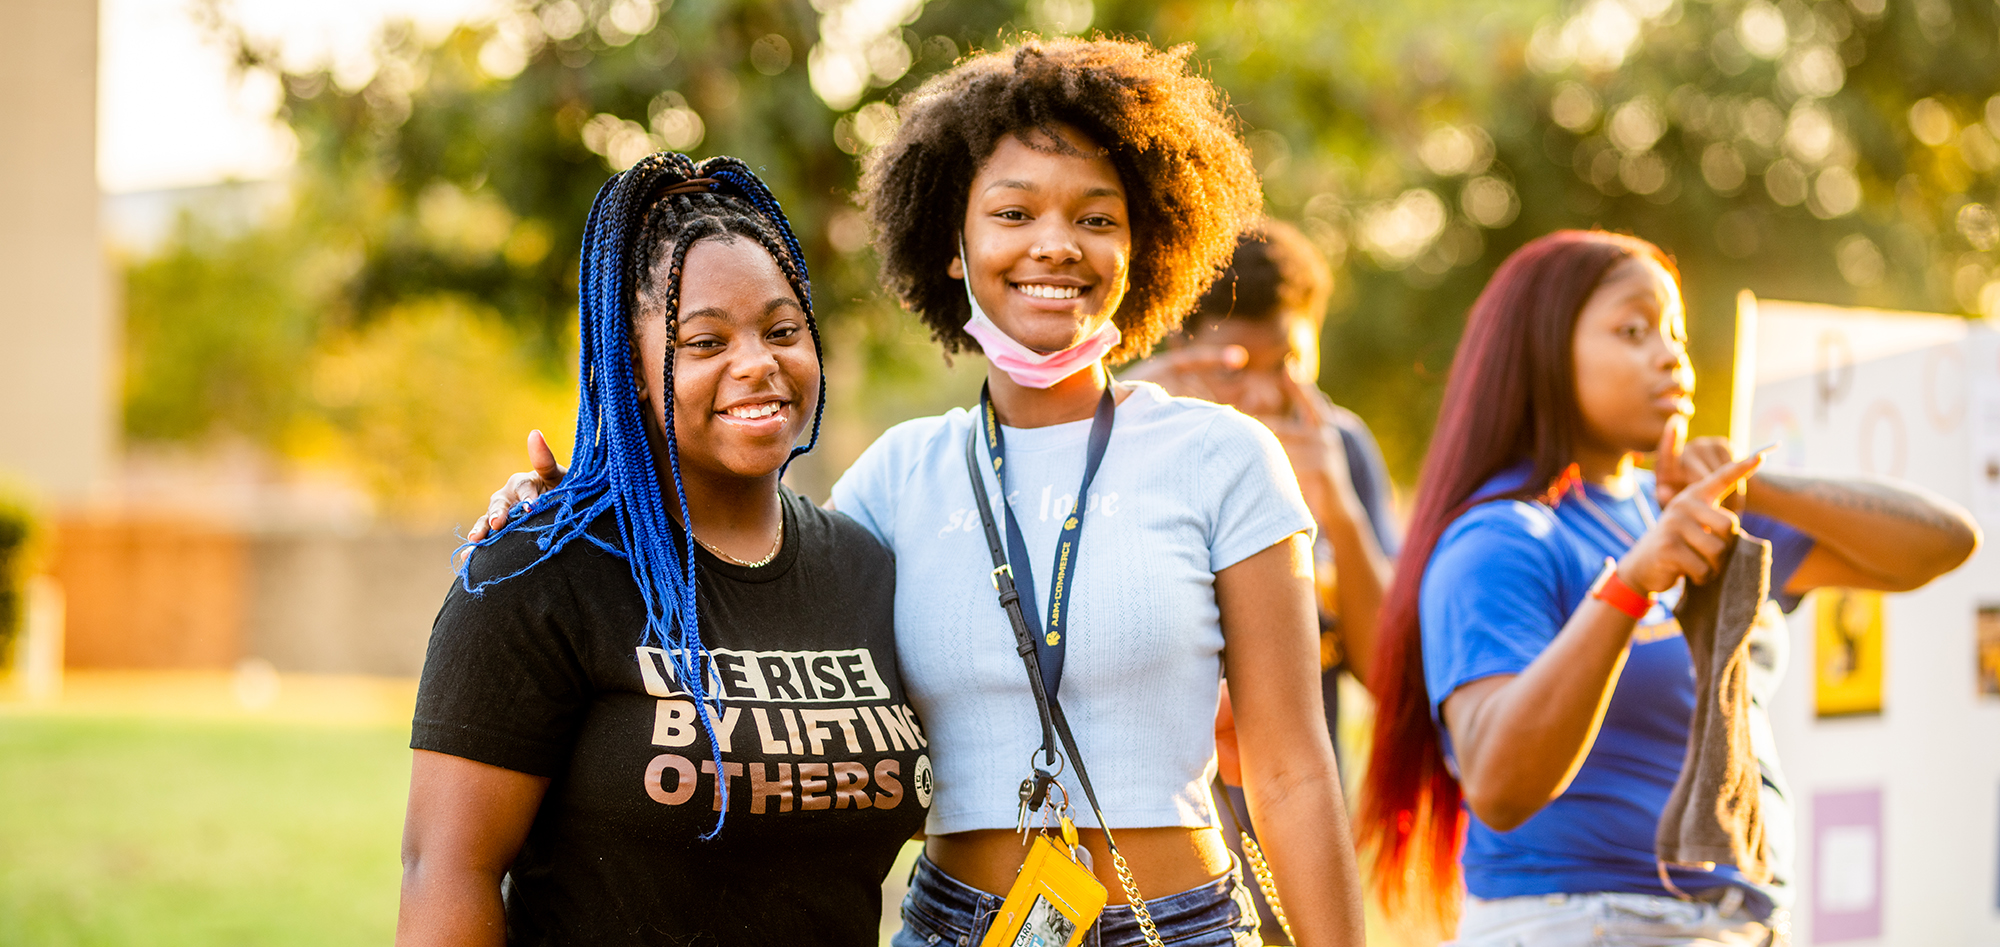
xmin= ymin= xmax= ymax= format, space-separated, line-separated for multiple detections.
xmin=413 ymin=487 xmax=931 ymax=947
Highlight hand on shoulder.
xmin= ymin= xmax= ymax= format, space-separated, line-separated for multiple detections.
xmin=463 ymin=430 xmax=568 ymax=555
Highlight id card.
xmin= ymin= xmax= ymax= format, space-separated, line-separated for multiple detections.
xmin=977 ymin=834 xmax=1108 ymax=947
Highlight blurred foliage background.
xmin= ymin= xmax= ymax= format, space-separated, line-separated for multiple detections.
xmin=126 ymin=0 xmax=2000 ymax=516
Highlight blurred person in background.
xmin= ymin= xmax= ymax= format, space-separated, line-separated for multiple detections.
xmin=1126 ymin=219 xmax=1399 ymax=734
xmin=1358 ymin=230 xmax=1979 ymax=946
xmin=474 ymin=38 xmax=1368 ymax=947
xmin=400 ymin=156 xmax=928 ymax=947
xmin=1125 ymin=219 xmax=1398 ymax=945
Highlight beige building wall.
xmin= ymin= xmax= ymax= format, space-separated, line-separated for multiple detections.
xmin=0 ymin=0 xmax=114 ymax=504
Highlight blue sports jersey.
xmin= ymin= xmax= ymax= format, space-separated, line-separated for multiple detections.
xmin=1420 ymin=464 xmax=1815 ymax=912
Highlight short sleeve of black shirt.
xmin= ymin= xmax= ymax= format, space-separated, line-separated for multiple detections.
xmin=413 ymin=518 xmax=594 ymax=778
xmin=413 ymin=487 xmax=929 ymax=947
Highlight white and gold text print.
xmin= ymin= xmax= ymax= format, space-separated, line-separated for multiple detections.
xmin=636 ymin=647 xmax=929 ymax=815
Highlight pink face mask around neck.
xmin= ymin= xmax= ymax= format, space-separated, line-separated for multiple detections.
xmin=957 ymin=247 xmax=1121 ymax=389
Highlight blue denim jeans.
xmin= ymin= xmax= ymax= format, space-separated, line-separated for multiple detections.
xmin=1450 ymin=891 xmax=1784 ymax=947
xmin=891 ymin=853 xmax=1261 ymax=947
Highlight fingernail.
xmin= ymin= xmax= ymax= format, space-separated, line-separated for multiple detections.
xmin=1223 ymin=345 xmax=1248 ymax=368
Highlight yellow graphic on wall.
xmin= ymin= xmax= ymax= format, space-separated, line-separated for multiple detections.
xmin=1977 ymin=605 xmax=2000 ymax=699
xmin=1816 ymin=588 xmax=1885 ymax=717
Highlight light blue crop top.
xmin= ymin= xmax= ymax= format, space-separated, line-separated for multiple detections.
xmin=830 ymin=383 xmax=1315 ymax=834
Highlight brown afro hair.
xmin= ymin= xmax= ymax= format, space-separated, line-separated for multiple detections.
xmin=860 ymin=36 xmax=1261 ymax=364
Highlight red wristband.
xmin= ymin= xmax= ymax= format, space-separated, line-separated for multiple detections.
xmin=1590 ymin=558 xmax=1654 ymax=620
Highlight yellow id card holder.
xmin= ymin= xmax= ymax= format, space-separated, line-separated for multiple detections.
xmin=977 ymin=830 xmax=1108 ymax=947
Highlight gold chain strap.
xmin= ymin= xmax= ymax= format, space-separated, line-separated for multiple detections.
xmin=1240 ymin=833 xmax=1295 ymax=944
xmin=1110 ymin=850 xmax=1166 ymax=947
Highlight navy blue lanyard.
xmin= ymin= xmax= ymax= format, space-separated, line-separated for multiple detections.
xmin=976 ymin=382 xmax=1116 ymax=701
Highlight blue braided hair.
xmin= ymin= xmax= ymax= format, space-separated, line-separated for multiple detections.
xmin=455 ymin=153 xmax=822 ymax=836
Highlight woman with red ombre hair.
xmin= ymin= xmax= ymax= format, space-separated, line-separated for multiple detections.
xmin=1356 ymin=230 xmax=1976 ymax=945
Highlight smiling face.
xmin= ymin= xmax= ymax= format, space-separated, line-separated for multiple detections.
xmin=1570 ymin=255 xmax=1695 ymax=456
xmin=948 ymin=125 xmax=1133 ymax=354
xmin=632 ymin=236 xmax=818 ymax=485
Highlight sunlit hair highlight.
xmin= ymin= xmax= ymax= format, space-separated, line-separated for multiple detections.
xmin=1357 ymin=230 xmax=1677 ymax=938
xmin=1188 ymin=218 xmax=1333 ymax=328
xmin=454 ymin=153 xmax=821 ymax=836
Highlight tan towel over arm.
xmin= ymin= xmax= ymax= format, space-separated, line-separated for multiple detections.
xmin=1658 ymin=530 xmax=1774 ymax=885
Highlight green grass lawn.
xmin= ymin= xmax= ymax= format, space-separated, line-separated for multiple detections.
xmin=0 ymin=715 xmax=409 ymax=946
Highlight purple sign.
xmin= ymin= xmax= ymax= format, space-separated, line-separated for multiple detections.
xmin=1812 ymin=788 xmax=1884 ymax=943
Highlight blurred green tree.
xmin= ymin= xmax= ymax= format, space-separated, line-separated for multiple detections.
xmin=1074 ymin=0 xmax=2000 ymax=476
xmin=124 ymin=217 xmax=324 ymax=444
xmin=131 ymin=0 xmax=2000 ymax=501
xmin=0 ymin=488 xmax=37 ymax=663
xmin=168 ymin=0 xmax=964 ymax=504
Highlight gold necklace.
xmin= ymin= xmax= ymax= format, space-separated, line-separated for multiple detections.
xmin=695 ymin=516 xmax=784 ymax=567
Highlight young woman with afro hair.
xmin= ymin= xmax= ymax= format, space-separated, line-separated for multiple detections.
xmin=834 ymin=37 xmax=1364 ymax=947
xmin=471 ymin=36 xmax=1367 ymax=947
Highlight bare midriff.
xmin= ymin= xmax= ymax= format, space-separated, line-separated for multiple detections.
xmin=926 ymin=825 xmax=1233 ymax=898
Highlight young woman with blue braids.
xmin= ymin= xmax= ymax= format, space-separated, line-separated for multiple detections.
xmin=398 ymin=154 xmax=929 ymax=947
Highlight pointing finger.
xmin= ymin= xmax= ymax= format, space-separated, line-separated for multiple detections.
xmin=1689 ymin=448 xmax=1768 ymax=507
